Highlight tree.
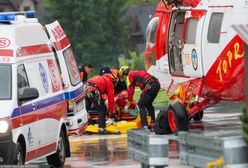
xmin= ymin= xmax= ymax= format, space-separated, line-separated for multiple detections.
xmin=119 ymin=51 xmax=145 ymax=70
xmin=42 ymin=0 xmax=129 ymax=74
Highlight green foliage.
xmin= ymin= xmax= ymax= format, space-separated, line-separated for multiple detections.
xmin=118 ymin=51 xmax=145 ymax=70
xmin=134 ymin=89 xmax=170 ymax=107
xmin=125 ymin=0 xmax=161 ymax=6
xmin=42 ymin=0 xmax=129 ymax=73
xmin=240 ymin=107 xmax=248 ymax=143
xmin=129 ymin=51 xmax=145 ymax=70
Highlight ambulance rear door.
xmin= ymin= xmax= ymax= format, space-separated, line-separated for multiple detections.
xmin=45 ymin=21 xmax=87 ymax=134
xmin=45 ymin=21 xmax=81 ymax=90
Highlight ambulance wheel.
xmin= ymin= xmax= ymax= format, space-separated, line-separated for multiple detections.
xmin=14 ymin=142 xmax=24 ymax=165
xmin=168 ymin=101 xmax=189 ymax=135
xmin=47 ymin=130 xmax=66 ymax=167
xmin=192 ymin=110 xmax=204 ymax=121
xmin=154 ymin=108 xmax=172 ymax=135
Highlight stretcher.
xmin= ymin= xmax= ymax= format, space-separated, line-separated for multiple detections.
xmin=85 ymin=115 xmax=152 ymax=134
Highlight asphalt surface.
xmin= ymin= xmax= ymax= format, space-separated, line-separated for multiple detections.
xmin=32 ymin=101 xmax=243 ymax=168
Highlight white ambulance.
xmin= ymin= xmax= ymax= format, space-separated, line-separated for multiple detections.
xmin=0 ymin=11 xmax=87 ymax=166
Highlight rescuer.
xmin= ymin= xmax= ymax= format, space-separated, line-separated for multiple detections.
xmin=84 ymin=73 xmax=117 ymax=134
xmin=119 ymin=66 xmax=160 ymax=129
xmin=79 ymin=63 xmax=93 ymax=83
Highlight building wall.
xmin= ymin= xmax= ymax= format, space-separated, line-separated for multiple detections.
xmin=19 ymin=0 xmax=35 ymax=11
xmin=0 ymin=5 xmax=15 ymax=12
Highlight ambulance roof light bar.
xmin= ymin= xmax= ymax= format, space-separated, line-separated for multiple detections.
xmin=0 ymin=11 xmax=36 ymax=22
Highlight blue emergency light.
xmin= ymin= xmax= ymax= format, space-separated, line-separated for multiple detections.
xmin=25 ymin=11 xmax=35 ymax=18
xmin=0 ymin=11 xmax=36 ymax=22
xmin=0 ymin=14 xmax=16 ymax=21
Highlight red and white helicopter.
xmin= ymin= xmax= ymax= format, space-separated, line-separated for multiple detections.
xmin=144 ymin=0 xmax=248 ymax=134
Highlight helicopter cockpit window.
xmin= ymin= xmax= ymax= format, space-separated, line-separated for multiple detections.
xmin=207 ymin=13 xmax=223 ymax=43
xmin=146 ymin=17 xmax=159 ymax=47
xmin=184 ymin=18 xmax=198 ymax=44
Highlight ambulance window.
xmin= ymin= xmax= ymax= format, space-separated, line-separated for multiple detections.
xmin=208 ymin=13 xmax=223 ymax=43
xmin=17 ymin=65 xmax=29 ymax=95
xmin=184 ymin=18 xmax=198 ymax=44
xmin=52 ymin=48 xmax=62 ymax=74
xmin=63 ymin=48 xmax=80 ymax=86
xmin=0 ymin=65 xmax=11 ymax=100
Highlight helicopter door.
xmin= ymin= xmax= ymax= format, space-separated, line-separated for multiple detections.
xmin=181 ymin=10 xmax=206 ymax=77
xmin=168 ymin=10 xmax=186 ymax=75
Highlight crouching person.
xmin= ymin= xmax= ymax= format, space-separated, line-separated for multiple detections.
xmin=119 ymin=66 xmax=161 ymax=129
xmin=84 ymin=74 xmax=117 ymax=134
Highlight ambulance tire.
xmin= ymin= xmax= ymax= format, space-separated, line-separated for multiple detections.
xmin=192 ymin=110 xmax=204 ymax=121
xmin=47 ymin=130 xmax=66 ymax=167
xmin=14 ymin=142 xmax=24 ymax=165
xmin=168 ymin=101 xmax=189 ymax=135
xmin=154 ymin=108 xmax=172 ymax=135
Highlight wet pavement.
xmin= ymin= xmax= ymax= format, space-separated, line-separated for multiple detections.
xmin=33 ymin=101 xmax=244 ymax=168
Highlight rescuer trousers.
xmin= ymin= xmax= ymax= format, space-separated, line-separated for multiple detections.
xmin=138 ymin=81 xmax=160 ymax=127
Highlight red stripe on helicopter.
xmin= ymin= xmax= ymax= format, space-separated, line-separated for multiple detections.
xmin=53 ymin=36 xmax=70 ymax=51
xmin=0 ymin=49 xmax=13 ymax=56
xmin=19 ymin=44 xmax=51 ymax=56
xmin=26 ymin=142 xmax=57 ymax=161
xmin=205 ymin=35 xmax=245 ymax=101
xmin=183 ymin=0 xmax=201 ymax=7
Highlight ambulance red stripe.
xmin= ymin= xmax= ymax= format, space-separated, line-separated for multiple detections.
xmin=53 ymin=36 xmax=70 ymax=51
xmin=20 ymin=44 xmax=51 ymax=56
xmin=26 ymin=142 xmax=56 ymax=161
xmin=0 ymin=49 xmax=13 ymax=56
xmin=11 ymin=102 xmax=66 ymax=129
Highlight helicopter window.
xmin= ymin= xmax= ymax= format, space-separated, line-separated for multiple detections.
xmin=146 ymin=17 xmax=159 ymax=47
xmin=184 ymin=18 xmax=198 ymax=44
xmin=207 ymin=13 xmax=224 ymax=43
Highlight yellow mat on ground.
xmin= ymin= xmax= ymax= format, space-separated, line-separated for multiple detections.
xmin=116 ymin=121 xmax=137 ymax=134
xmin=85 ymin=115 xmax=152 ymax=134
xmin=85 ymin=121 xmax=138 ymax=134
xmin=85 ymin=125 xmax=99 ymax=133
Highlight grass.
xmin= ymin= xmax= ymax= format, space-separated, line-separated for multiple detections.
xmin=133 ymin=89 xmax=170 ymax=108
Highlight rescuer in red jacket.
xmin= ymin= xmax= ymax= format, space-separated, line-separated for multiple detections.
xmin=85 ymin=73 xmax=117 ymax=134
xmin=119 ymin=66 xmax=160 ymax=129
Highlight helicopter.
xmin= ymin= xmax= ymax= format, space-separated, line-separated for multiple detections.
xmin=144 ymin=0 xmax=248 ymax=134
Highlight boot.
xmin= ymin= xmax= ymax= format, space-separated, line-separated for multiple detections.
xmin=98 ymin=128 xmax=109 ymax=135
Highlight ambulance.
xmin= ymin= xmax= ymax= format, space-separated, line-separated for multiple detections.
xmin=0 ymin=11 xmax=87 ymax=166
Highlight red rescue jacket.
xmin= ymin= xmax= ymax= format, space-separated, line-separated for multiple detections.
xmin=127 ymin=70 xmax=153 ymax=102
xmin=87 ymin=75 xmax=114 ymax=114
